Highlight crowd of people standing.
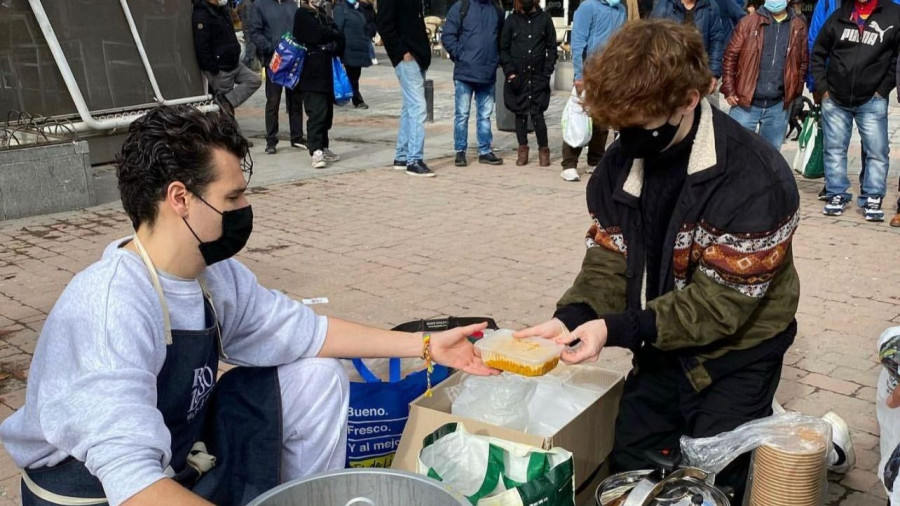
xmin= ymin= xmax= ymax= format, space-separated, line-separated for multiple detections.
xmin=193 ymin=0 xmax=900 ymax=226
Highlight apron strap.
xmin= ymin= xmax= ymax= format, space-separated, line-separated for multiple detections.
xmin=133 ymin=233 xmax=173 ymax=345
xmin=132 ymin=234 xmax=228 ymax=358
xmin=21 ymin=472 xmax=106 ymax=506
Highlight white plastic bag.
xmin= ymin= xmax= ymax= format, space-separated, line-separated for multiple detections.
xmin=451 ymin=373 xmax=536 ymax=431
xmin=680 ymin=412 xmax=832 ymax=474
xmin=561 ymin=87 xmax=592 ymax=148
xmin=877 ymin=326 xmax=900 ymax=504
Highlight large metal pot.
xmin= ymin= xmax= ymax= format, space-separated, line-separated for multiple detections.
xmin=247 ymin=469 xmax=470 ymax=506
xmin=596 ymin=468 xmax=730 ymax=506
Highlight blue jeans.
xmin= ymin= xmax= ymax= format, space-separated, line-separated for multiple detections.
xmin=394 ymin=60 xmax=427 ymax=164
xmin=728 ymin=103 xmax=789 ymax=151
xmin=821 ymin=95 xmax=890 ymax=205
xmin=453 ymin=80 xmax=495 ymax=155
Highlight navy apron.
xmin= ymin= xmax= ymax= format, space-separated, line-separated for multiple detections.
xmin=21 ymin=236 xmax=282 ymax=506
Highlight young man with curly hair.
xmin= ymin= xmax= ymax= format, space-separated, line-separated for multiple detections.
xmin=517 ymin=19 xmax=851 ymax=501
xmin=0 ymin=106 xmax=496 ymax=506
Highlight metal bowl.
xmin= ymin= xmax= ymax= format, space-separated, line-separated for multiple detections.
xmin=248 ymin=468 xmax=470 ymax=506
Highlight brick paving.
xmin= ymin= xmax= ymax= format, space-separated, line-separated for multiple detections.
xmin=1 ymin=55 xmax=899 ymax=505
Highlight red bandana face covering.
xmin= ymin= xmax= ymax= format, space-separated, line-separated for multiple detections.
xmin=853 ymin=0 xmax=878 ymax=31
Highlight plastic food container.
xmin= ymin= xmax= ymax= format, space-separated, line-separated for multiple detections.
xmin=475 ymin=329 xmax=563 ymax=377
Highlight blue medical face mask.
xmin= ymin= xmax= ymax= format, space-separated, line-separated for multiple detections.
xmin=764 ymin=0 xmax=788 ymax=12
xmin=606 ymin=0 xmax=621 ymax=6
xmin=348 ymin=0 xmax=358 ymax=4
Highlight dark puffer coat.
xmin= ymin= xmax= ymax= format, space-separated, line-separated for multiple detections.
xmin=334 ymin=1 xmax=374 ymax=68
xmin=499 ymin=9 xmax=558 ymax=114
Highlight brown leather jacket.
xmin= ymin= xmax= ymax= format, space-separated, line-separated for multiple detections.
xmin=721 ymin=11 xmax=808 ymax=109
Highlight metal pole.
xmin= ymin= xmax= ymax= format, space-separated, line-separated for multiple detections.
xmin=424 ymin=79 xmax=434 ymax=123
xmin=119 ymin=0 xmax=213 ymax=106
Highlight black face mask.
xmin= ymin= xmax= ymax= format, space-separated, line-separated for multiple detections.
xmin=522 ymin=0 xmax=535 ymax=11
xmin=618 ymin=114 xmax=683 ymax=159
xmin=183 ymin=195 xmax=253 ymax=266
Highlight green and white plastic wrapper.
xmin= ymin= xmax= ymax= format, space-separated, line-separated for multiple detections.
xmin=417 ymin=422 xmax=575 ymax=506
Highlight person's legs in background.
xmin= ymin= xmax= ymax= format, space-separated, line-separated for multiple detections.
xmin=757 ymin=103 xmax=790 ymax=152
xmin=303 ymin=91 xmax=330 ymax=168
xmin=286 ymin=87 xmax=306 ymax=149
xmin=854 ymin=96 xmax=890 ymax=221
xmin=345 ymin=65 xmax=367 ymax=108
xmin=226 ymin=64 xmax=263 ymax=109
xmin=453 ymin=80 xmax=474 ymax=165
xmin=533 ymin=112 xmax=550 ymax=167
xmin=821 ymin=98 xmax=855 ymax=215
xmin=474 ymin=81 xmax=501 ymax=164
xmin=393 ymin=64 xmax=411 ymax=167
xmin=264 ymin=73 xmax=284 ymax=152
xmin=515 ymin=114 xmax=529 ymax=166
xmin=728 ymin=105 xmax=765 ymax=137
xmin=395 ymin=60 xmax=431 ymax=176
xmin=585 ymin=123 xmax=610 ymax=171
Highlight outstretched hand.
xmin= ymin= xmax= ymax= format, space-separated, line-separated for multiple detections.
xmin=430 ymin=322 xmax=500 ymax=376
xmin=514 ymin=318 xmax=608 ymax=365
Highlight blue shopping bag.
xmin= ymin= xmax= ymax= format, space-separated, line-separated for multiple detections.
xmin=345 ymin=317 xmax=497 ymax=468
xmin=332 ymin=57 xmax=354 ymax=105
xmin=267 ymin=32 xmax=306 ymax=89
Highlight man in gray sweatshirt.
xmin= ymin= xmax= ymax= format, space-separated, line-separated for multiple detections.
xmin=0 ymin=106 xmax=496 ymax=506
xmin=247 ymin=0 xmax=305 ymax=153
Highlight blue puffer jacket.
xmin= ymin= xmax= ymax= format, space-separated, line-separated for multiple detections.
xmin=571 ymin=0 xmax=626 ymax=81
xmin=441 ymin=0 xmax=504 ymax=84
xmin=652 ymin=0 xmax=726 ymax=76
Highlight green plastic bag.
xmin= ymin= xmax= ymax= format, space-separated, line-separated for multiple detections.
xmin=793 ymin=107 xmax=824 ymax=179
xmin=418 ymin=422 xmax=575 ymax=506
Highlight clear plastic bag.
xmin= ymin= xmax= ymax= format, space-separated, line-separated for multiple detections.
xmin=680 ymin=412 xmax=833 ymax=474
xmin=449 ymin=370 xmax=609 ymax=435
xmin=450 ymin=373 xmax=537 ymax=431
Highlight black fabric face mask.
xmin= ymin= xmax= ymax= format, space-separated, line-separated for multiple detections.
xmin=618 ymin=114 xmax=683 ymax=159
xmin=184 ymin=195 xmax=253 ymax=266
xmin=522 ymin=0 xmax=535 ymax=11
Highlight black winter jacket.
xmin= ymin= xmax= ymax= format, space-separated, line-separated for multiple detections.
xmin=376 ymin=0 xmax=432 ymax=70
xmin=500 ymin=9 xmax=558 ymax=114
xmin=334 ymin=1 xmax=373 ymax=68
xmin=247 ymin=0 xmax=299 ymax=62
xmin=192 ymin=2 xmax=241 ymax=73
xmin=293 ymin=6 xmax=346 ymax=95
xmin=810 ymin=0 xmax=900 ymax=107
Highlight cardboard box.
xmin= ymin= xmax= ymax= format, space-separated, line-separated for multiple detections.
xmin=392 ymin=365 xmax=625 ymax=501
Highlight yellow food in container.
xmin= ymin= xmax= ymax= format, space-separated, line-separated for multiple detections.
xmin=475 ymin=329 xmax=563 ymax=377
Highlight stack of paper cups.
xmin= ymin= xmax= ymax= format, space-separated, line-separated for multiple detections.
xmin=748 ymin=429 xmax=828 ymax=506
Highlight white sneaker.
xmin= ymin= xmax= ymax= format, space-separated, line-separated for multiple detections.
xmin=584 ymin=165 xmax=595 ymax=174
xmin=823 ymin=411 xmax=856 ymax=474
xmin=323 ymin=148 xmax=341 ymax=162
xmin=560 ymin=168 xmax=580 ymax=182
xmin=371 ymin=58 xmax=379 ymax=65
xmin=311 ymin=150 xmax=327 ymax=169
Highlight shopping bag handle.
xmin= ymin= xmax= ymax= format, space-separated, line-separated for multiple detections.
xmin=351 ymin=358 xmax=401 ymax=383
xmin=351 ymin=317 xmax=498 ymax=383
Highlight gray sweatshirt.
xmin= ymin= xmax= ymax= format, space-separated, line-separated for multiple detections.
xmin=0 ymin=238 xmax=328 ymax=506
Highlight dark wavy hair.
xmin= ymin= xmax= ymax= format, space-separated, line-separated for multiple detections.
xmin=115 ymin=105 xmax=249 ymax=229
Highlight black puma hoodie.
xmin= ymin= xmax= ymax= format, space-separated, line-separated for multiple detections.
xmin=810 ymin=0 xmax=900 ymax=107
